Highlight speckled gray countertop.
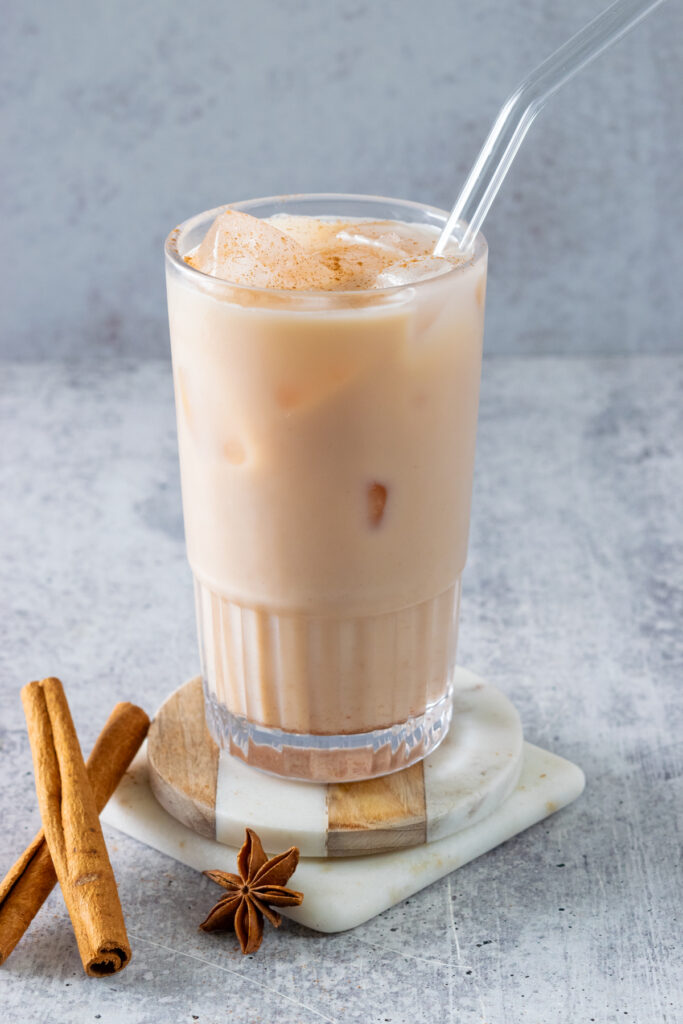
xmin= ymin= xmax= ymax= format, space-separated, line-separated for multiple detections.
xmin=1 ymin=357 xmax=681 ymax=1024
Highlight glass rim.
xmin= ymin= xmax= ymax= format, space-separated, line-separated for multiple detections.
xmin=164 ymin=192 xmax=487 ymax=302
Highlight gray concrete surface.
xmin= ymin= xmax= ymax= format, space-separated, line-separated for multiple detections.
xmin=2 ymin=0 xmax=682 ymax=361
xmin=1 ymin=357 xmax=681 ymax=1023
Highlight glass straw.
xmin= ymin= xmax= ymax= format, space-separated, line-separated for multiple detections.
xmin=435 ymin=0 xmax=667 ymax=255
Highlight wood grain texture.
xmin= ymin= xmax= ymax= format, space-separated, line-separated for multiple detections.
xmin=148 ymin=679 xmax=431 ymax=855
xmin=326 ymin=762 xmax=427 ymax=856
xmin=146 ymin=676 xmax=524 ymax=857
xmin=147 ymin=677 xmax=218 ymax=839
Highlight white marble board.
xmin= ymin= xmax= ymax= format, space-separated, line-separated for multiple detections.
xmin=103 ymin=741 xmax=584 ymax=932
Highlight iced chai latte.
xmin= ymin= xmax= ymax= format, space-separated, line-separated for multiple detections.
xmin=165 ymin=196 xmax=487 ymax=781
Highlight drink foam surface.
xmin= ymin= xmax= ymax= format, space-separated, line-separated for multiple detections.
xmin=186 ymin=210 xmax=467 ymax=291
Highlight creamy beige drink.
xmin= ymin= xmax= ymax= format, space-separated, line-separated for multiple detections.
xmin=165 ymin=196 xmax=487 ymax=781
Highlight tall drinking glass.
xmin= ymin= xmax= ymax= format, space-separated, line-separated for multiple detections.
xmin=165 ymin=195 xmax=487 ymax=782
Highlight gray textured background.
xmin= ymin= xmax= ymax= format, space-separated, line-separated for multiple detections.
xmin=2 ymin=0 xmax=682 ymax=360
xmin=1 ymin=357 xmax=682 ymax=1023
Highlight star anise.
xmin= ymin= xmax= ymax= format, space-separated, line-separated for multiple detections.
xmin=199 ymin=828 xmax=304 ymax=954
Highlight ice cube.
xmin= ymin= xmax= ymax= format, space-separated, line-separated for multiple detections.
xmin=188 ymin=209 xmax=335 ymax=290
xmin=265 ymin=213 xmax=334 ymax=249
xmin=273 ymin=350 xmax=367 ymax=412
xmin=222 ymin=438 xmax=247 ymax=465
xmin=314 ymin=243 xmax=391 ymax=290
xmin=336 ymin=228 xmax=404 ymax=254
xmin=367 ymin=482 xmax=388 ymax=526
xmin=335 ymin=221 xmax=426 ymax=258
xmin=374 ymin=255 xmax=458 ymax=289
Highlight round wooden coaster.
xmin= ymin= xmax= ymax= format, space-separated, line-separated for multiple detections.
xmin=147 ymin=668 xmax=523 ymax=858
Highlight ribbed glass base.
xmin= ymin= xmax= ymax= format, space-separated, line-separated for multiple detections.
xmin=203 ymin=682 xmax=453 ymax=783
xmin=195 ymin=577 xmax=461 ymax=782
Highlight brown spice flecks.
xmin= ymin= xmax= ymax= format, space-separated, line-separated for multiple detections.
xmin=367 ymin=482 xmax=388 ymax=526
xmin=200 ymin=829 xmax=303 ymax=955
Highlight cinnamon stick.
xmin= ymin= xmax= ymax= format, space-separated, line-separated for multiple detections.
xmin=1 ymin=680 xmax=148 ymax=974
xmin=0 ymin=698 xmax=149 ymax=967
